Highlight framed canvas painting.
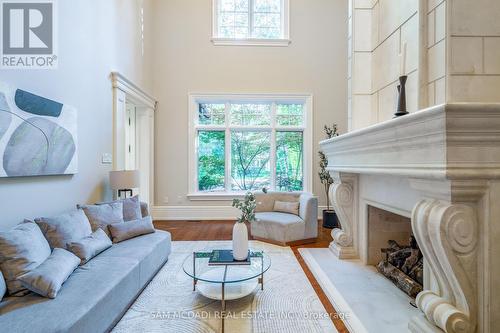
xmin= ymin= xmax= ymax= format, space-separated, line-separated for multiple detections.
xmin=0 ymin=82 xmax=77 ymax=177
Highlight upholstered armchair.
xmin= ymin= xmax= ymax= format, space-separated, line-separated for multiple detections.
xmin=251 ymin=191 xmax=318 ymax=246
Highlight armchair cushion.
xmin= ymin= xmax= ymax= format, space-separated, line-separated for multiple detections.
xmin=253 ymin=212 xmax=305 ymax=243
xmin=254 ymin=191 xmax=301 ymax=212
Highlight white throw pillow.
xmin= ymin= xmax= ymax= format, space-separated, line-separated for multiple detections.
xmin=273 ymin=201 xmax=300 ymax=216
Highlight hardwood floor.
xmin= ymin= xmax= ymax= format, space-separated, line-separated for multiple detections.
xmin=154 ymin=220 xmax=349 ymax=333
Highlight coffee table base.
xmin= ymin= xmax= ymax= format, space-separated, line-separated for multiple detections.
xmin=197 ymin=279 xmax=258 ymax=302
xmin=193 ymin=271 xmax=264 ymax=333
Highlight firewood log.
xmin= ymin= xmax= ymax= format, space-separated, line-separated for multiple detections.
xmin=377 ymin=261 xmax=423 ymax=298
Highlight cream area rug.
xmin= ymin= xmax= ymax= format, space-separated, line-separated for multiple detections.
xmin=112 ymin=241 xmax=338 ymax=333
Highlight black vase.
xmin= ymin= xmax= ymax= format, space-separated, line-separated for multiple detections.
xmin=322 ymin=210 xmax=339 ymax=229
xmin=394 ymin=75 xmax=409 ymax=118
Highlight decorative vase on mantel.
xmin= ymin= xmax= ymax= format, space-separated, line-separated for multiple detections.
xmin=232 ymin=221 xmax=249 ymax=261
xmin=231 ymin=192 xmax=257 ymax=261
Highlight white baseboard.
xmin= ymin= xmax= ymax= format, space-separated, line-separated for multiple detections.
xmin=152 ymin=205 xmax=328 ymax=221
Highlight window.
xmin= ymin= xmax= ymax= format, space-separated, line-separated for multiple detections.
xmin=189 ymin=94 xmax=312 ymax=199
xmin=212 ymin=0 xmax=290 ymax=46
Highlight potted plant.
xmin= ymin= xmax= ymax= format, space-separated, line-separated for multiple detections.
xmin=231 ymin=192 xmax=257 ymax=260
xmin=319 ymin=124 xmax=340 ymax=229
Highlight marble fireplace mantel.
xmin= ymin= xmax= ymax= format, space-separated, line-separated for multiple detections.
xmin=319 ymin=104 xmax=500 ymax=333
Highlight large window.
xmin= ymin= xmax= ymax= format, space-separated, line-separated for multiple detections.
xmin=189 ymin=94 xmax=312 ymax=199
xmin=212 ymin=0 xmax=290 ymax=46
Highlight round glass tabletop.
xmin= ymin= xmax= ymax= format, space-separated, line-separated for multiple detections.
xmin=182 ymin=249 xmax=272 ymax=284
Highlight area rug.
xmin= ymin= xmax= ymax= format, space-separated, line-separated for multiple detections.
xmin=112 ymin=241 xmax=338 ymax=333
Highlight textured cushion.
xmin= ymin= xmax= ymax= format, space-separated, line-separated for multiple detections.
xmin=0 ymin=270 xmax=5 ymax=301
xmin=78 ymin=202 xmax=124 ymax=237
xmin=252 ymin=212 xmax=305 ymax=243
xmin=0 ymin=221 xmax=51 ymax=296
xmin=273 ymin=201 xmax=300 ymax=215
xmin=0 ymin=230 xmax=172 ymax=333
xmin=18 ymin=248 xmax=80 ymax=299
xmin=98 ymin=195 xmax=142 ymax=222
xmin=108 ymin=216 xmax=155 ymax=243
xmin=254 ymin=191 xmax=301 ymax=212
xmin=67 ymin=229 xmax=112 ymax=265
xmin=34 ymin=209 xmax=92 ymax=249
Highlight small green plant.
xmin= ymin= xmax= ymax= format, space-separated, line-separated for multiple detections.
xmin=318 ymin=124 xmax=339 ymax=211
xmin=232 ymin=192 xmax=257 ymax=223
xmin=324 ymin=124 xmax=338 ymax=139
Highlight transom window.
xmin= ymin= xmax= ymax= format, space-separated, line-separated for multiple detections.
xmin=189 ymin=94 xmax=312 ymax=199
xmin=212 ymin=0 xmax=290 ymax=46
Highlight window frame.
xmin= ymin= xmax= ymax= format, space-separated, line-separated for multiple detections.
xmin=211 ymin=0 xmax=291 ymax=47
xmin=188 ymin=93 xmax=313 ymax=200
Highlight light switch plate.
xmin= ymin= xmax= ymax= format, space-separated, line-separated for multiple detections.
xmin=102 ymin=153 xmax=113 ymax=164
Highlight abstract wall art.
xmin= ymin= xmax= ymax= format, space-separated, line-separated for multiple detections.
xmin=0 ymin=82 xmax=77 ymax=177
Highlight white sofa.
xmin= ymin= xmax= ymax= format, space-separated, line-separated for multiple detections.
xmin=251 ymin=191 xmax=318 ymax=246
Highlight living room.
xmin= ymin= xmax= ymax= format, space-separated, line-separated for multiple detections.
xmin=0 ymin=0 xmax=499 ymax=333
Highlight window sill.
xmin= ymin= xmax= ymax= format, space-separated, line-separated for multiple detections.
xmin=187 ymin=192 xmax=246 ymax=201
xmin=211 ymin=37 xmax=291 ymax=47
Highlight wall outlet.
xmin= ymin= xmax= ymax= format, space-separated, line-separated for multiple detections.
xmin=177 ymin=195 xmax=183 ymax=203
xmin=101 ymin=153 xmax=113 ymax=164
xmin=163 ymin=196 xmax=169 ymax=204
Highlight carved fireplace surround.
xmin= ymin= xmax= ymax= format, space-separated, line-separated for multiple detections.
xmin=319 ymin=104 xmax=500 ymax=333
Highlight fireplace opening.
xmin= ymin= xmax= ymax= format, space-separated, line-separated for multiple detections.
xmin=367 ymin=206 xmax=423 ymax=298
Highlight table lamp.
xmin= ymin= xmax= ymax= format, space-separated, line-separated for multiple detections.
xmin=110 ymin=170 xmax=140 ymax=198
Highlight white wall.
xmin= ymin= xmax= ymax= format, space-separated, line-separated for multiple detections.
xmin=151 ymin=0 xmax=348 ymax=211
xmin=0 ymin=0 xmax=153 ymax=228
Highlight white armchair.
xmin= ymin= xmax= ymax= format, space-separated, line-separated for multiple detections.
xmin=251 ymin=191 xmax=318 ymax=246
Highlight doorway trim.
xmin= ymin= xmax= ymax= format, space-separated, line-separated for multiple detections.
xmin=111 ymin=72 xmax=157 ymax=206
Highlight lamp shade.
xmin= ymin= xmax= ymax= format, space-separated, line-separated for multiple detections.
xmin=109 ymin=170 xmax=140 ymax=190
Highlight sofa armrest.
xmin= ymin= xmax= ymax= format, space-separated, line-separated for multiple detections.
xmin=140 ymin=202 xmax=150 ymax=218
xmin=299 ymin=193 xmax=318 ymax=238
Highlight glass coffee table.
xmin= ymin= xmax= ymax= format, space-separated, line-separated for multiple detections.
xmin=182 ymin=249 xmax=271 ymax=313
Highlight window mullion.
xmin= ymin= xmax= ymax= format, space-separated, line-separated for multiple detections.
xmin=224 ymin=103 xmax=231 ymax=192
xmin=248 ymin=0 xmax=253 ymax=38
xmin=270 ymin=102 xmax=277 ymax=191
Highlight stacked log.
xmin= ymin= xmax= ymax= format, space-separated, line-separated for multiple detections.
xmin=377 ymin=237 xmax=423 ymax=298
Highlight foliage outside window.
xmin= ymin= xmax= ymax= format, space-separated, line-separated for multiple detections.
xmin=196 ymin=101 xmax=305 ymax=193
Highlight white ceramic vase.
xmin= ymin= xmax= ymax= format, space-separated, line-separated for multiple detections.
xmin=232 ymin=222 xmax=249 ymax=261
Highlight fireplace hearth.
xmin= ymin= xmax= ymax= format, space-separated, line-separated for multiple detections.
xmin=377 ymin=237 xmax=423 ymax=298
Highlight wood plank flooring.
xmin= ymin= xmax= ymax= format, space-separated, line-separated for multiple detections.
xmin=154 ymin=220 xmax=349 ymax=333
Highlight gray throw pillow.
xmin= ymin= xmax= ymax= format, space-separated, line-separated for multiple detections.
xmin=18 ymin=248 xmax=80 ymax=299
xmin=0 ymin=221 xmax=51 ymax=296
xmin=34 ymin=209 xmax=92 ymax=249
xmin=0 ymin=270 xmax=6 ymax=301
xmin=108 ymin=216 xmax=155 ymax=243
xmin=67 ymin=229 xmax=112 ymax=265
xmin=140 ymin=201 xmax=149 ymax=218
xmin=78 ymin=202 xmax=124 ymax=237
xmin=97 ymin=195 xmax=142 ymax=221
